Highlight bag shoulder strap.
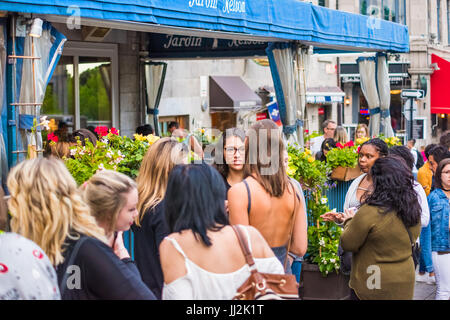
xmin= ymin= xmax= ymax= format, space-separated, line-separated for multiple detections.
xmin=243 ymin=180 xmax=251 ymax=215
xmin=401 ymin=221 xmax=416 ymax=256
xmin=59 ymin=235 xmax=88 ymax=297
xmin=232 ymin=225 xmax=257 ymax=273
xmin=284 ymin=180 xmax=298 ymax=271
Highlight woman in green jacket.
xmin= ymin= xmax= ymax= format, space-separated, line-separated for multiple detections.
xmin=339 ymin=156 xmax=422 ymax=300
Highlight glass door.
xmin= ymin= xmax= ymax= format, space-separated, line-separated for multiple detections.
xmin=78 ymin=57 xmax=112 ymax=130
xmin=41 ymin=42 xmax=118 ymax=140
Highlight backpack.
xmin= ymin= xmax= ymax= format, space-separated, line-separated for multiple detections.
xmin=415 ymin=150 xmax=424 ymax=169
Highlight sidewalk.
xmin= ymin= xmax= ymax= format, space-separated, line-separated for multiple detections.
xmin=413 ymin=281 xmax=436 ymax=300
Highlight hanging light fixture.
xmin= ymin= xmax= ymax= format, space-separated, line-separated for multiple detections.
xmin=345 ymin=97 xmax=351 ymax=106
xmin=29 ymin=18 xmax=43 ymax=38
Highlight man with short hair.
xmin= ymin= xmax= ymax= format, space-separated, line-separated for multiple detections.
xmin=136 ymin=124 xmax=154 ymax=136
xmin=428 ymin=145 xmax=450 ymax=175
xmin=407 ymin=139 xmax=420 ymax=179
xmin=309 ymin=120 xmax=337 ymax=156
xmin=168 ymin=122 xmax=179 ymax=135
xmin=418 ymin=144 xmax=436 ymax=197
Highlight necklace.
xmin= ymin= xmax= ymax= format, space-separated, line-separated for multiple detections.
xmin=358 ymin=175 xmax=372 ymax=191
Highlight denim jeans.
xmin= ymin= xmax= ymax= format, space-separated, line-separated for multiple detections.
xmin=419 ymin=224 xmax=434 ymax=273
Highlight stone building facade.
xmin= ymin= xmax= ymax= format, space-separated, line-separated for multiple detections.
xmin=312 ymin=0 xmax=450 ymax=145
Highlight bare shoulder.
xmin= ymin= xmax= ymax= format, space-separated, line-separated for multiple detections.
xmin=228 ymin=181 xmax=247 ymax=197
xmin=159 ymin=233 xmax=188 ymax=284
xmin=159 ymin=233 xmax=177 ymax=257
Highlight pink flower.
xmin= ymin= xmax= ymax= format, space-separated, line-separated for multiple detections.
xmin=110 ymin=127 xmax=119 ymax=135
xmin=345 ymin=141 xmax=355 ymax=147
xmin=95 ymin=126 xmax=109 ymax=137
xmin=47 ymin=132 xmax=59 ymax=143
xmin=336 ymin=143 xmax=344 ymax=149
xmin=357 ymin=146 xmax=361 ymax=153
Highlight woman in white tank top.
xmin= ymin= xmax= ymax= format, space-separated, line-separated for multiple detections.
xmin=159 ymin=164 xmax=284 ymax=300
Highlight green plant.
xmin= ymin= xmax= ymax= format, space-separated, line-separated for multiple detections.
xmin=305 ymin=194 xmax=342 ymax=276
xmin=64 ymin=127 xmax=160 ymax=185
xmin=326 ymin=142 xmax=359 ymax=170
xmin=193 ymin=128 xmax=219 ymax=147
xmin=303 ymin=130 xmax=321 ymax=144
xmin=287 ymin=144 xmax=329 ymax=195
xmin=287 ymin=144 xmax=340 ymax=276
xmin=109 ymin=133 xmax=159 ymax=179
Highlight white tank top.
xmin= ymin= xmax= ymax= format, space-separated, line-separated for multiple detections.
xmin=162 ymin=226 xmax=285 ymax=300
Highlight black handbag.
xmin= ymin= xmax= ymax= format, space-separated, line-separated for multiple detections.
xmin=402 ymin=223 xmax=420 ymax=269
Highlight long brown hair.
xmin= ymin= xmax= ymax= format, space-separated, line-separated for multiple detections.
xmin=214 ymin=127 xmax=246 ymax=179
xmin=244 ymin=119 xmax=288 ymax=197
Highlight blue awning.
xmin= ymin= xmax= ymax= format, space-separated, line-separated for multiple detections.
xmin=0 ymin=0 xmax=409 ymax=53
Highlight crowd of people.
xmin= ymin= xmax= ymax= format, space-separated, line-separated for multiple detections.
xmin=0 ymin=118 xmax=449 ymax=300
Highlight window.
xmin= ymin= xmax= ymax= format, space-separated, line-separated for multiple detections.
xmin=318 ymin=0 xmax=327 ymax=7
xmin=360 ymin=0 xmax=406 ymax=24
xmin=448 ymin=0 xmax=450 ymax=44
xmin=438 ymin=0 xmax=442 ymax=42
xmin=42 ymin=42 xmax=119 ymax=135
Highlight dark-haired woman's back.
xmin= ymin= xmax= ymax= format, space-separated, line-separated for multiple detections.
xmin=340 ymin=204 xmax=420 ymax=300
xmin=160 ymin=225 xmax=284 ymax=300
xmin=228 ymin=176 xmax=307 ymax=269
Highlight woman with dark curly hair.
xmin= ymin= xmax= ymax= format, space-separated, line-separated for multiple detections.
xmin=321 ymin=138 xmax=389 ymax=276
xmin=339 ymin=156 xmax=422 ymax=300
xmin=315 ymin=138 xmax=336 ymax=162
xmin=322 ymin=138 xmax=389 ymax=222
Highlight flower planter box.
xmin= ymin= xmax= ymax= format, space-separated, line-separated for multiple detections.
xmin=299 ymin=262 xmax=351 ymax=300
xmin=330 ymin=166 xmax=361 ymax=182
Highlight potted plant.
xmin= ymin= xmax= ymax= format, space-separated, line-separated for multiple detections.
xmin=65 ymin=126 xmax=160 ymax=185
xmin=287 ymin=145 xmax=351 ymax=300
xmin=326 ymin=141 xmax=361 ymax=182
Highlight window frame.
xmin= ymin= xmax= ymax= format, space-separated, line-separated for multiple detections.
xmin=57 ymin=41 xmax=119 ymax=130
xmin=360 ymin=0 xmax=406 ymax=25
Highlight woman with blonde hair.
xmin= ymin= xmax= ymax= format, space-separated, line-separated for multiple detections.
xmin=354 ymin=123 xmax=370 ymax=141
xmin=7 ymin=158 xmax=155 ymax=300
xmin=81 ymin=170 xmax=139 ymax=261
xmin=334 ymin=126 xmax=350 ymax=145
xmin=132 ymin=137 xmax=188 ymax=299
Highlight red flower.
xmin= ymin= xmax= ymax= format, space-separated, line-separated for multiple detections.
xmin=344 ymin=140 xmax=355 ymax=147
xmin=95 ymin=126 xmax=109 ymax=137
xmin=110 ymin=127 xmax=119 ymax=135
xmin=357 ymin=146 xmax=361 ymax=153
xmin=304 ymin=129 xmax=309 ymax=134
xmin=47 ymin=132 xmax=59 ymax=143
xmin=336 ymin=143 xmax=344 ymax=149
